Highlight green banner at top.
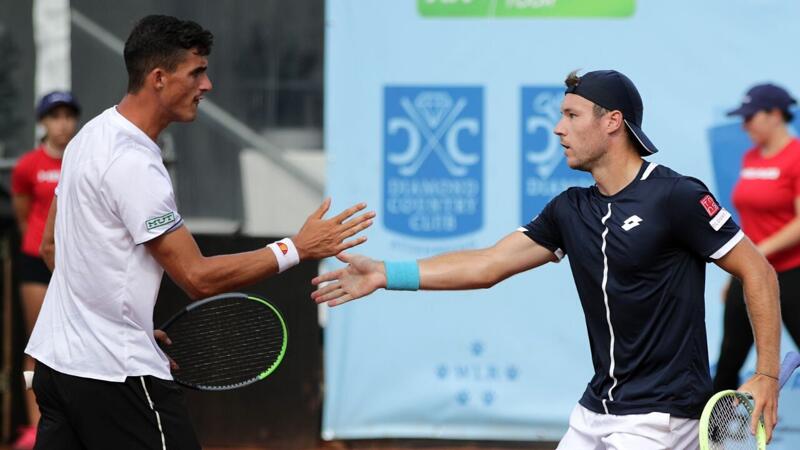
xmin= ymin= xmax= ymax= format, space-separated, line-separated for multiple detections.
xmin=418 ymin=0 xmax=635 ymax=18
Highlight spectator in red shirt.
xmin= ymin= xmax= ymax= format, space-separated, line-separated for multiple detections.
xmin=10 ymin=91 xmax=79 ymax=449
xmin=714 ymin=83 xmax=800 ymax=391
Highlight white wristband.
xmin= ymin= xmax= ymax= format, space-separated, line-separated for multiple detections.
xmin=267 ymin=238 xmax=300 ymax=273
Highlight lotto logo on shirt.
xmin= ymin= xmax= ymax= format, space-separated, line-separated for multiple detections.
xmin=383 ymin=86 xmax=483 ymax=238
xmin=521 ymin=86 xmax=592 ymax=223
xmin=700 ymin=195 xmax=720 ymax=217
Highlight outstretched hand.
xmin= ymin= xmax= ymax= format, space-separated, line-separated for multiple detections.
xmin=293 ymin=198 xmax=375 ymax=261
xmin=738 ymin=373 xmax=779 ymax=443
xmin=311 ymin=253 xmax=386 ymax=306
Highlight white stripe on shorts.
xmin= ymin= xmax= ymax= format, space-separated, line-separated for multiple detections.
xmin=140 ymin=377 xmax=167 ymax=450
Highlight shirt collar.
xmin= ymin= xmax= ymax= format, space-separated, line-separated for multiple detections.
xmin=107 ymin=107 xmax=162 ymax=155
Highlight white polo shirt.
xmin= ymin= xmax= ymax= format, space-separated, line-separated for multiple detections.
xmin=26 ymin=107 xmax=182 ymax=382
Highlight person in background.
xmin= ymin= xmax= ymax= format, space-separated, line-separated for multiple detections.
xmin=10 ymin=91 xmax=80 ymax=450
xmin=714 ymin=83 xmax=800 ymax=391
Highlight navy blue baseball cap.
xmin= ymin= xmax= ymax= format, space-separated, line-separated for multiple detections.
xmin=36 ymin=91 xmax=80 ymax=119
xmin=727 ymin=83 xmax=796 ymax=118
xmin=565 ymin=70 xmax=657 ymax=155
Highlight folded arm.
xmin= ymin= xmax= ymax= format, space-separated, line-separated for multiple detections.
xmin=12 ymin=193 xmax=31 ymax=236
xmin=757 ymin=197 xmax=800 ymax=257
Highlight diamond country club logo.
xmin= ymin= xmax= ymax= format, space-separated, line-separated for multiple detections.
xmin=384 ymin=86 xmax=483 ymax=238
xmin=521 ymin=86 xmax=592 ymax=223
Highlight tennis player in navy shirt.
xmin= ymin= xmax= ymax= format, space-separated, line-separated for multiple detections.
xmin=312 ymin=70 xmax=781 ymax=449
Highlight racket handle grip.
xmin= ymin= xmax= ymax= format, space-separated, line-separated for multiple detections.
xmin=778 ymin=351 xmax=800 ymax=389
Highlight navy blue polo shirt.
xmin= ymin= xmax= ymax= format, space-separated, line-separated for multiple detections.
xmin=521 ymin=162 xmax=743 ymax=419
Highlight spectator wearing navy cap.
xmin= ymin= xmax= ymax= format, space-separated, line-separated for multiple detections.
xmin=714 ymin=83 xmax=800 ymax=392
xmin=10 ymin=90 xmax=80 ymax=450
xmin=35 ymin=91 xmax=81 ymax=120
xmin=311 ymin=69 xmax=782 ymax=448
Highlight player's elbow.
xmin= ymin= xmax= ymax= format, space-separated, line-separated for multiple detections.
xmin=749 ymin=255 xmax=777 ymax=279
xmin=740 ymin=257 xmax=778 ymax=293
xmin=474 ymin=278 xmax=498 ymax=290
xmin=474 ymin=260 xmax=505 ymax=289
xmin=183 ymin=269 xmax=216 ymax=300
xmin=758 ymin=260 xmax=778 ymax=287
xmin=185 ymin=281 xmax=214 ymax=301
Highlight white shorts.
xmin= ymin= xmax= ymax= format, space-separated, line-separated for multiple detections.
xmin=556 ymin=404 xmax=699 ymax=450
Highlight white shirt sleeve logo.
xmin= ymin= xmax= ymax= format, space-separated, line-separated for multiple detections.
xmin=709 ymin=208 xmax=731 ymax=231
xmin=145 ymin=212 xmax=176 ymax=231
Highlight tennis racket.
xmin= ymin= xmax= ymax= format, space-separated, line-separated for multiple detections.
xmin=158 ymin=292 xmax=288 ymax=391
xmin=699 ymin=351 xmax=800 ymax=449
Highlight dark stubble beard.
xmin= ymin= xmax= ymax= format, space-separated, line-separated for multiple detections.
xmin=570 ymin=147 xmax=606 ymax=173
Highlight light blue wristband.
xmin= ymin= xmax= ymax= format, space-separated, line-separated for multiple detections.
xmin=384 ymin=260 xmax=420 ymax=291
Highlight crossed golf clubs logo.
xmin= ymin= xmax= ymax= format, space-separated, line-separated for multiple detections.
xmin=387 ymin=91 xmax=480 ymax=177
xmin=525 ymin=91 xmax=563 ymax=179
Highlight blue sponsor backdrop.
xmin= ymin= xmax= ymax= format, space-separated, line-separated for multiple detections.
xmin=324 ymin=0 xmax=800 ymax=444
xmin=384 ymin=86 xmax=483 ymax=237
xmin=520 ymin=86 xmax=593 ymax=223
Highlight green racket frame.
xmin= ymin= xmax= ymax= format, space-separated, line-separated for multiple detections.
xmin=247 ymin=294 xmax=288 ymax=381
xmin=160 ymin=292 xmax=289 ymax=390
xmin=699 ymin=389 xmax=766 ymax=450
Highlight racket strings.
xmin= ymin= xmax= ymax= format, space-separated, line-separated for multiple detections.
xmin=707 ymin=395 xmax=759 ymax=450
xmin=162 ymin=297 xmax=286 ymax=389
xmin=168 ymin=324 xmax=282 ymax=385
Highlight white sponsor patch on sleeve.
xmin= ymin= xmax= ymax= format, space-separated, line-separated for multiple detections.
xmin=709 ymin=208 xmax=731 ymax=231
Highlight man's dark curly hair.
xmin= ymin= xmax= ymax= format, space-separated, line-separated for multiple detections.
xmin=124 ymin=15 xmax=214 ymax=93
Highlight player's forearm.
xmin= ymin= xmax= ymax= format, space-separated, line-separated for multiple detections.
xmin=185 ymin=248 xmax=281 ymax=299
xmin=413 ymin=232 xmax=554 ymax=291
xmin=741 ymin=261 xmax=781 ymax=376
xmin=758 ymin=218 xmax=800 ymax=257
xmin=418 ymin=248 xmax=501 ymax=290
